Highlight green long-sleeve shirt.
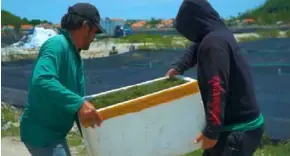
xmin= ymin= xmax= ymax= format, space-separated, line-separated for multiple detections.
xmin=20 ymin=29 xmax=86 ymax=147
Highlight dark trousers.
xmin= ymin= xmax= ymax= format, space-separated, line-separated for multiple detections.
xmin=203 ymin=126 xmax=264 ymax=156
xmin=24 ymin=139 xmax=71 ymax=156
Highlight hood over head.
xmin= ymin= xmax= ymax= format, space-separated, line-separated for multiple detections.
xmin=174 ymin=0 xmax=226 ymax=43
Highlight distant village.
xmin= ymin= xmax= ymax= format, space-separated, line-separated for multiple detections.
xmin=1 ymin=17 xmax=275 ymax=36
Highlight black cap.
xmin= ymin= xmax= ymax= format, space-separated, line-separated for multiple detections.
xmin=68 ymin=3 xmax=106 ymax=34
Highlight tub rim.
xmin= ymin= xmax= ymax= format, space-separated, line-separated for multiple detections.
xmin=82 ymin=75 xmax=200 ymax=122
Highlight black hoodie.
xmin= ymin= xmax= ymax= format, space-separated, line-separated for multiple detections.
xmin=174 ymin=0 xmax=261 ymax=140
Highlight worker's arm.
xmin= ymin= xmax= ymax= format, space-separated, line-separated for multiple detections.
xmin=173 ymin=43 xmax=199 ymax=74
xmin=33 ymin=41 xmax=84 ymax=115
xmin=198 ymin=42 xmax=229 ymax=140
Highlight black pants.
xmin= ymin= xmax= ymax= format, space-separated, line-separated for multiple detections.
xmin=203 ymin=126 xmax=264 ymax=156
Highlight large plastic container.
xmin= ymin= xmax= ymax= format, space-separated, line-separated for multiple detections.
xmin=80 ymin=76 xmax=206 ymax=156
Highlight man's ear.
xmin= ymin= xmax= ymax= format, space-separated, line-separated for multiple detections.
xmin=82 ymin=20 xmax=90 ymax=29
xmin=83 ymin=20 xmax=93 ymax=31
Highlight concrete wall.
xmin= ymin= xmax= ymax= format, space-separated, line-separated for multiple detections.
xmin=80 ymin=76 xmax=206 ymax=156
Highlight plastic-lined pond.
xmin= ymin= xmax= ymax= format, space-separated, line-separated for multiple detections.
xmin=2 ymin=38 xmax=290 ymax=140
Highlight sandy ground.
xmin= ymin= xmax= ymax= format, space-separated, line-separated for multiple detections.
xmin=233 ymin=32 xmax=259 ymax=38
xmin=1 ymin=42 xmax=140 ymax=61
xmin=1 ymin=137 xmax=85 ymax=156
xmin=233 ymin=31 xmax=287 ymax=41
xmin=80 ymin=42 xmax=142 ymax=58
xmin=1 ymin=137 xmax=30 ymax=156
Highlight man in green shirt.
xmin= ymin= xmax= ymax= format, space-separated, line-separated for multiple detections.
xmin=20 ymin=3 xmax=105 ymax=156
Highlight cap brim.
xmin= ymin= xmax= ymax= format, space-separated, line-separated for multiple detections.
xmin=95 ymin=23 xmax=106 ymax=34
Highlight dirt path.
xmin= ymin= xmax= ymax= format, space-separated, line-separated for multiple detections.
xmin=1 ymin=137 xmax=86 ymax=156
xmin=1 ymin=137 xmax=30 ymax=156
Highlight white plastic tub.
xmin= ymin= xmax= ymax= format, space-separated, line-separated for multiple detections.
xmin=80 ymin=76 xmax=206 ymax=156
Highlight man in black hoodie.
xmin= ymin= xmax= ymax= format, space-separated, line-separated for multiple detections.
xmin=166 ymin=0 xmax=264 ymax=155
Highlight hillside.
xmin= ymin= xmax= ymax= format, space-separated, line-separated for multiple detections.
xmin=1 ymin=10 xmax=24 ymax=30
xmin=1 ymin=10 xmax=49 ymax=30
xmin=240 ymin=0 xmax=290 ymax=24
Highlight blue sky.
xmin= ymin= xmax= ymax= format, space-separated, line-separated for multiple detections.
xmin=2 ymin=0 xmax=265 ymax=24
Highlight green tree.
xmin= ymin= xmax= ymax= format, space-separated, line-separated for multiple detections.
xmin=21 ymin=18 xmax=29 ymax=24
xmin=1 ymin=10 xmax=52 ymax=30
xmin=29 ymin=19 xmax=42 ymax=25
xmin=146 ymin=17 xmax=162 ymax=27
xmin=238 ymin=0 xmax=290 ymax=25
xmin=1 ymin=10 xmax=22 ymax=30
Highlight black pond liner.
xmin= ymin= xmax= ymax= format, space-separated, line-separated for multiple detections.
xmin=1 ymin=38 xmax=290 ymax=140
